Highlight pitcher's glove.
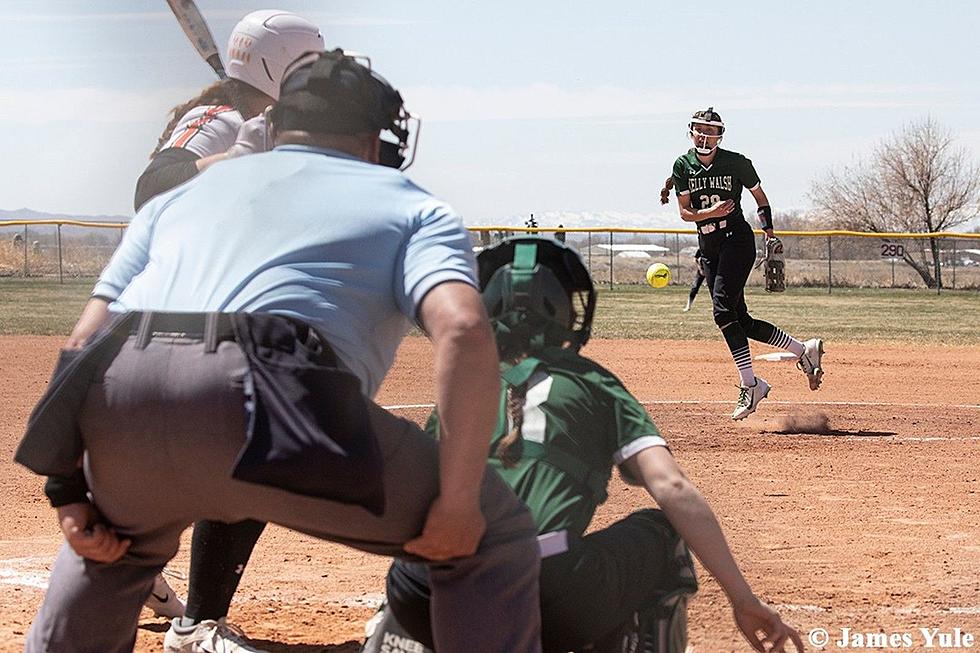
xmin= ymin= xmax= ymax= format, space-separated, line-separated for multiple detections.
xmin=763 ymin=236 xmax=786 ymax=293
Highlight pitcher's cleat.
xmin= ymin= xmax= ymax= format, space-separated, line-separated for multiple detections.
xmin=732 ymin=377 xmax=770 ymax=421
xmin=797 ymin=338 xmax=825 ymax=390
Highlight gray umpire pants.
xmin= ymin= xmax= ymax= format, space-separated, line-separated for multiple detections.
xmin=25 ymin=336 xmax=541 ymax=653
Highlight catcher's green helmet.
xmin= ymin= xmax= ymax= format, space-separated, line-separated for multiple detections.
xmin=477 ymin=237 xmax=596 ymax=357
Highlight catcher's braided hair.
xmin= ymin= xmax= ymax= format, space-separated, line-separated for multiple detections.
xmin=495 ymin=375 xmax=528 ymax=469
xmin=660 ymin=177 xmax=674 ymax=205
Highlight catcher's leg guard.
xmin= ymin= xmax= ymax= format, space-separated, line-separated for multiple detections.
xmin=581 ymin=511 xmax=698 ymax=653
xmin=360 ymin=600 xmax=434 ymax=653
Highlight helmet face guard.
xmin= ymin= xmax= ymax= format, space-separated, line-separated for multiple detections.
xmin=688 ymin=107 xmax=725 ymax=155
xmin=477 ymin=237 xmax=596 ymax=357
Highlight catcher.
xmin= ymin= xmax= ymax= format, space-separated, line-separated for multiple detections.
xmin=362 ymin=237 xmax=805 ymax=653
xmin=665 ymin=107 xmax=825 ymax=419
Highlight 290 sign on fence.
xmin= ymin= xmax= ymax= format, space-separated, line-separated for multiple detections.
xmin=881 ymin=243 xmax=905 ymax=257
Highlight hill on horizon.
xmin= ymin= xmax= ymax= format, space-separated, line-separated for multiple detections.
xmin=0 ymin=208 xmax=130 ymax=224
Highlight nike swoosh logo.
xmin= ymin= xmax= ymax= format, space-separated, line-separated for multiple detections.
xmin=151 ymin=591 xmax=172 ymax=603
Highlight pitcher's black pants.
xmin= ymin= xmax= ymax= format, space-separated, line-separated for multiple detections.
xmin=699 ymin=220 xmax=778 ymax=354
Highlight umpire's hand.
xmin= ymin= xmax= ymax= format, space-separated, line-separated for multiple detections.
xmin=403 ymin=495 xmax=486 ymax=561
xmin=57 ymin=501 xmax=131 ymax=563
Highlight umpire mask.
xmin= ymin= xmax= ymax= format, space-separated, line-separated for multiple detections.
xmin=271 ymin=49 xmax=420 ymax=169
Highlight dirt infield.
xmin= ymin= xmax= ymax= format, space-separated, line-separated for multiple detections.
xmin=1 ymin=336 xmax=978 ymax=652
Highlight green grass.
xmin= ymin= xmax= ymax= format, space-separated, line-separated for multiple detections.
xmin=592 ymin=285 xmax=980 ymax=344
xmin=1 ymin=278 xmax=978 ymax=344
xmin=0 ymin=278 xmax=94 ymax=335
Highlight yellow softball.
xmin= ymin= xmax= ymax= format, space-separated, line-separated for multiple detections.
xmin=646 ymin=263 xmax=671 ymax=288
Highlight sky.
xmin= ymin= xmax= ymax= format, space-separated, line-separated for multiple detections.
xmin=1 ymin=0 xmax=978 ymax=227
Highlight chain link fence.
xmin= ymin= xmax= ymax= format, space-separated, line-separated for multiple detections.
xmin=3 ymin=220 xmax=979 ymax=292
xmin=472 ymin=227 xmax=980 ymax=292
xmin=0 ymin=221 xmax=125 ymax=280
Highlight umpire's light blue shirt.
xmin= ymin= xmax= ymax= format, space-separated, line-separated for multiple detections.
xmin=93 ymin=145 xmax=477 ymax=398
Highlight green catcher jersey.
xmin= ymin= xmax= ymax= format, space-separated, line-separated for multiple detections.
xmin=425 ymin=346 xmax=667 ymax=538
xmin=671 ymin=147 xmax=760 ymax=225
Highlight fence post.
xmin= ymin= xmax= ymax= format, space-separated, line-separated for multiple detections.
xmin=608 ymin=231 xmax=614 ymax=290
xmin=587 ymin=231 xmax=592 ymax=276
xmin=827 ymin=235 xmax=832 ymax=294
xmin=952 ymin=239 xmax=956 ymax=290
xmin=937 ymin=238 xmax=942 ymax=296
xmin=23 ymin=224 xmax=28 ymax=278
xmin=891 ymin=256 xmax=896 ymax=288
xmin=674 ymin=233 xmax=680 ymax=280
xmin=57 ymin=223 xmax=64 ymax=284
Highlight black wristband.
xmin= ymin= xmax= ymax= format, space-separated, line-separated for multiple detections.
xmin=44 ymin=468 xmax=90 ymax=507
xmin=757 ymin=205 xmax=773 ymax=231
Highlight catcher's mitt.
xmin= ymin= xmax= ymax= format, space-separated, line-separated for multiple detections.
xmin=762 ymin=236 xmax=786 ymax=293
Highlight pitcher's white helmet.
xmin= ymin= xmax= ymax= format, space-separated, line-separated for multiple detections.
xmin=226 ymin=10 xmax=324 ymax=100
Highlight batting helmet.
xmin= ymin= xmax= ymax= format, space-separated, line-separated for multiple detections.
xmin=477 ymin=237 xmax=596 ymax=358
xmin=226 ymin=10 xmax=325 ymax=101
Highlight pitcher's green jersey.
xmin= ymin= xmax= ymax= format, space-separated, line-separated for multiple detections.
xmin=426 ymin=346 xmax=667 ymax=538
xmin=672 ymin=147 xmax=760 ymax=225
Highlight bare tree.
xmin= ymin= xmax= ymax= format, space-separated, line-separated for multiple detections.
xmin=810 ymin=118 xmax=980 ymax=288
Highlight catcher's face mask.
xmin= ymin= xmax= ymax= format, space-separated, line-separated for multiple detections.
xmin=271 ymin=49 xmax=421 ymax=170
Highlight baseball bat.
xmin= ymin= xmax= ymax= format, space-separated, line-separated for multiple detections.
xmin=165 ymin=0 xmax=226 ymax=79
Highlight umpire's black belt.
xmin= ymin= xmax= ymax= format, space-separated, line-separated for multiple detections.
xmin=131 ymin=311 xmax=236 ymax=352
xmin=129 ymin=310 xmax=338 ymax=365
xmin=697 ymin=219 xmax=727 ymax=235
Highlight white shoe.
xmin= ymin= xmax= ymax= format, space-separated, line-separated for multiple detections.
xmin=797 ymin=338 xmax=825 ymax=390
xmin=146 ymin=573 xmax=185 ymax=619
xmin=164 ymin=618 xmax=269 ymax=653
xmin=682 ymin=299 xmax=692 ymax=312
xmin=732 ymin=377 xmax=770 ymax=420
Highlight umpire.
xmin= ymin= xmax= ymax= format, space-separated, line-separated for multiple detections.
xmin=20 ymin=50 xmax=541 ymax=653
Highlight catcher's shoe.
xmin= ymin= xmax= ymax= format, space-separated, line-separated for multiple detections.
xmin=164 ymin=618 xmax=269 ymax=653
xmin=732 ymin=377 xmax=770 ymax=421
xmin=145 ymin=573 xmax=185 ymax=619
xmin=797 ymin=338 xmax=824 ymax=390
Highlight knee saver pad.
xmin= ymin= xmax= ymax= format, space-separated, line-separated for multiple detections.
xmin=588 ymin=590 xmax=695 ymax=653
xmin=361 ymin=600 xmax=434 ymax=653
